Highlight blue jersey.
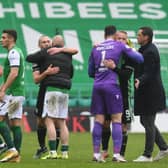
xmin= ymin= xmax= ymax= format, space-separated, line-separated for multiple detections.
xmin=88 ymin=39 xmax=143 ymax=85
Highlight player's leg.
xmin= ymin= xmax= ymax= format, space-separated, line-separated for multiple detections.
xmin=91 ymin=87 xmax=105 ymax=162
xmin=9 ymin=96 xmax=25 ymax=154
xmin=106 ymin=86 xmax=126 ymax=162
xmin=0 ymin=95 xmax=20 ymax=162
xmin=0 ymin=116 xmax=17 ymax=156
xmin=40 ymin=91 xmax=58 ymax=159
xmin=92 ymin=114 xmax=105 ymax=162
xmin=120 ymin=123 xmax=129 ymax=158
xmin=58 ymin=119 xmax=69 ymax=159
xmin=34 ymin=117 xmax=47 ymax=159
xmin=37 ymin=117 xmax=47 ymax=149
xmin=9 ymin=119 xmax=22 ymax=162
xmin=111 ymin=113 xmax=126 ymax=162
xmin=101 ymin=115 xmax=111 ymax=159
xmin=0 ymin=136 xmax=7 ymax=154
xmin=56 ymin=92 xmax=69 ymax=159
xmin=56 ymin=128 xmax=60 ymax=151
xmin=120 ymin=107 xmax=132 ymax=158
xmin=41 ymin=117 xmax=57 ymax=159
xmin=34 ymin=85 xmax=48 ymax=158
xmin=10 ymin=119 xmax=22 ymax=154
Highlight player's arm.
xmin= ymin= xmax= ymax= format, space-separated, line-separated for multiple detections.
xmin=0 ymin=67 xmax=18 ymax=92
xmin=33 ymin=70 xmax=43 ymax=84
xmin=0 ymin=67 xmax=18 ymax=100
xmin=103 ymin=59 xmax=133 ymax=80
xmin=88 ymin=50 xmax=95 ymax=78
xmin=47 ymin=47 xmax=78 ymax=55
xmin=33 ymin=64 xmax=60 ymax=84
xmin=26 ymin=50 xmax=45 ymax=63
xmin=114 ymin=66 xmax=133 ymax=80
xmin=0 ymin=66 xmax=3 ymax=76
xmin=122 ymin=44 xmax=144 ymax=63
xmin=0 ymin=49 xmax=20 ymax=100
xmin=103 ymin=59 xmax=123 ymax=74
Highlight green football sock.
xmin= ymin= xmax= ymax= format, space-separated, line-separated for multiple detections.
xmin=0 ymin=137 xmax=4 ymax=144
xmin=11 ymin=126 xmax=22 ymax=153
xmin=61 ymin=145 xmax=69 ymax=152
xmin=48 ymin=140 xmax=56 ymax=151
xmin=0 ymin=121 xmax=14 ymax=149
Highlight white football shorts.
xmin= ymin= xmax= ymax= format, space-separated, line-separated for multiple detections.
xmin=42 ymin=91 xmax=69 ymax=119
xmin=0 ymin=95 xmax=25 ymax=119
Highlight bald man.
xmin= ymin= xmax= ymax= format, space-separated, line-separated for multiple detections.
xmin=26 ymin=35 xmax=78 ymax=160
xmin=32 ymin=35 xmax=60 ymax=159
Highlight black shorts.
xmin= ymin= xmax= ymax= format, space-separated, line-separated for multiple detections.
xmin=105 ymin=113 xmax=111 ymax=121
xmin=104 ymin=109 xmax=132 ymax=124
xmin=122 ymin=108 xmax=132 ymax=124
xmin=34 ymin=85 xmax=46 ymax=117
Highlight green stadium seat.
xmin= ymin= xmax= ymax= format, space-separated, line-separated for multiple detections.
xmin=23 ymin=99 xmax=29 ymax=106
xmin=166 ymin=98 xmax=168 ymax=107
xmin=68 ymin=98 xmax=78 ymax=107
xmin=78 ymin=98 xmax=91 ymax=107
xmin=28 ymin=98 xmax=37 ymax=107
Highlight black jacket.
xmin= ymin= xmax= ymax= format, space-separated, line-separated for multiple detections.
xmin=26 ymin=47 xmax=73 ymax=90
xmin=134 ymin=42 xmax=166 ymax=115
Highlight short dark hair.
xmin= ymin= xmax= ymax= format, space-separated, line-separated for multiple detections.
xmin=2 ymin=29 xmax=17 ymax=42
xmin=104 ymin=25 xmax=117 ymax=38
xmin=139 ymin=26 xmax=153 ymax=43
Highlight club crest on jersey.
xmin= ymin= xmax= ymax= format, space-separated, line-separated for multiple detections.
xmin=115 ymin=94 xmax=120 ymax=99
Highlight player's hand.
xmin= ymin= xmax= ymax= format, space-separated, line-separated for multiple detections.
xmin=135 ymin=78 xmax=140 ymax=89
xmin=45 ymin=64 xmax=60 ymax=75
xmin=93 ymin=42 xmax=99 ymax=47
xmin=103 ymin=59 xmax=116 ymax=69
xmin=0 ymin=91 xmax=5 ymax=101
xmin=0 ymin=66 xmax=3 ymax=76
xmin=47 ymin=47 xmax=62 ymax=55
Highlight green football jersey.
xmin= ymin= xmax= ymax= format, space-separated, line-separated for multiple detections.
xmin=3 ymin=46 xmax=25 ymax=96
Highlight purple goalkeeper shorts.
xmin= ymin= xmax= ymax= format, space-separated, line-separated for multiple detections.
xmin=90 ymin=84 xmax=123 ymax=115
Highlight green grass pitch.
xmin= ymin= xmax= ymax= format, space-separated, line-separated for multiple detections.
xmin=0 ymin=132 xmax=168 ymax=168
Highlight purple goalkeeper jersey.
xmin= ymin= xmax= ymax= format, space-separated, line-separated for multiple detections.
xmin=88 ymin=39 xmax=143 ymax=85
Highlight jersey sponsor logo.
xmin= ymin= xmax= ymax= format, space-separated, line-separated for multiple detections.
xmin=98 ymin=67 xmax=108 ymax=72
xmin=96 ymin=45 xmax=114 ymax=51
